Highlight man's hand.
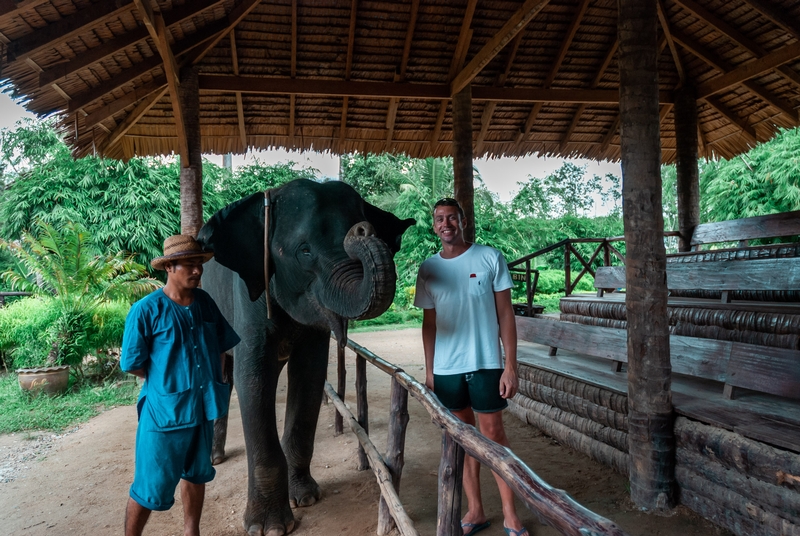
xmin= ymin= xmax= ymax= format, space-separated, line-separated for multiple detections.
xmin=499 ymin=367 xmax=518 ymax=399
xmin=127 ymin=368 xmax=146 ymax=380
xmin=425 ymin=371 xmax=434 ymax=391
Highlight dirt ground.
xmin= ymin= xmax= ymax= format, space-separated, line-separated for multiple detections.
xmin=0 ymin=328 xmax=731 ymax=536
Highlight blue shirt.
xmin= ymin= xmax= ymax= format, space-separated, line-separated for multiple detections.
xmin=121 ymin=288 xmax=240 ymax=431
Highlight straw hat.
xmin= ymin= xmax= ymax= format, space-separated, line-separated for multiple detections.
xmin=151 ymin=235 xmax=214 ymax=270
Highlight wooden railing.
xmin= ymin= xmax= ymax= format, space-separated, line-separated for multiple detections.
xmin=507 ymin=233 xmax=681 ymax=303
xmin=0 ymin=292 xmax=32 ymax=307
xmin=328 ymin=339 xmax=630 ymax=536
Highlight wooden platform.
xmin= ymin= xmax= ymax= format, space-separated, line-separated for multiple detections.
xmin=517 ymin=340 xmax=800 ymax=453
xmin=562 ymin=292 xmax=800 ymax=315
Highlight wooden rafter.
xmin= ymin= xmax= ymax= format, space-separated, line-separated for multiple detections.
xmin=515 ymin=0 xmax=591 ymax=146
xmin=450 ymin=0 xmax=549 ymax=96
xmin=39 ymin=0 xmax=223 ymax=88
xmin=599 ymin=115 xmax=620 ymax=153
xmin=84 ymin=78 xmax=167 ymax=129
xmin=559 ymin=38 xmax=618 ymax=150
xmin=97 ymin=86 xmax=168 ymax=154
xmin=0 ymin=0 xmax=51 ymax=24
xmin=431 ymin=0 xmax=478 ymax=147
xmin=340 ymin=0 xmax=358 ymax=146
xmin=674 ymin=0 xmax=800 ymax=88
xmin=671 ymin=27 xmax=799 ymax=123
xmin=134 ymin=0 xmax=188 ymax=163
xmin=289 ymin=0 xmax=297 ymax=147
xmin=230 ymin=29 xmax=246 ymax=152
xmin=697 ymin=40 xmax=800 ymax=98
xmin=741 ymin=0 xmax=800 ymax=40
xmin=704 ymin=95 xmax=758 ymax=143
xmin=657 ymin=0 xmax=684 ymax=83
xmin=385 ymin=0 xmax=419 ymax=148
xmin=697 ymin=123 xmax=706 ymax=157
xmin=476 ymin=32 xmax=523 ymax=154
xmin=9 ymin=0 xmax=134 ymax=63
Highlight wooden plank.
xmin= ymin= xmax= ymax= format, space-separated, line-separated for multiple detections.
xmin=726 ymin=343 xmax=800 ymax=399
xmin=690 ymin=210 xmax=800 ymax=245
xmin=595 ymin=258 xmax=800 ymax=291
xmin=734 ymin=421 xmax=800 ymax=453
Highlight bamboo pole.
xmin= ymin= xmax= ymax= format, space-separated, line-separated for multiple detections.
xmin=356 ymin=353 xmax=369 ymax=470
xmin=518 ymin=365 xmax=629 ymax=414
xmin=517 ymin=380 xmax=628 ymax=432
xmin=335 ymin=343 xmax=346 ymax=436
xmin=618 ymin=0 xmax=674 ymax=511
xmin=323 ymin=381 xmax=419 ymax=536
xmin=437 ymin=431 xmax=466 ymax=536
xmin=378 ymin=377 xmax=411 ymax=535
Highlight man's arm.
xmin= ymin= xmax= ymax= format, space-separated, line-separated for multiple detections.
xmin=421 ymin=308 xmax=437 ymax=390
xmin=494 ymin=288 xmax=518 ymax=399
xmin=127 ymin=368 xmax=146 ymax=380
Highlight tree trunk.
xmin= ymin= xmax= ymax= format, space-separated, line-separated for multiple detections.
xmin=179 ymin=66 xmax=203 ymax=237
xmin=674 ymin=85 xmax=700 ymax=252
xmin=452 ymin=85 xmax=475 ymax=243
xmin=617 ymin=0 xmax=675 ymax=512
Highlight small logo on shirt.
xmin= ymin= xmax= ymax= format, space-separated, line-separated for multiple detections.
xmin=470 ymin=273 xmax=476 ymax=278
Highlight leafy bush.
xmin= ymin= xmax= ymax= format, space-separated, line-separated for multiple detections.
xmin=533 ymin=269 xmax=594 ymax=294
xmin=0 ymin=297 xmax=60 ymax=370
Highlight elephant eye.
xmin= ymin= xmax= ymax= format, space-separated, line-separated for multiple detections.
xmin=300 ymin=245 xmax=311 ymax=255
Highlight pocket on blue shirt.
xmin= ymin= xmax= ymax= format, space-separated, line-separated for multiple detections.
xmin=145 ymin=388 xmax=196 ymax=430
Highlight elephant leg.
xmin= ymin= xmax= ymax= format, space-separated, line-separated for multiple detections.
xmin=235 ymin=285 xmax=295 ymax=536
xmin=282 ymin=327 xmax=329 ymax=508
xmin=212 ymin=352 xmax=234 ymax=465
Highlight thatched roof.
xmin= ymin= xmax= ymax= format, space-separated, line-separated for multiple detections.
xmin=0 ymin=0 xmax=798 ymax=162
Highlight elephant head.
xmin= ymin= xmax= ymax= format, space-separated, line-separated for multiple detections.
xmin=197 ymin=179 xmax=414 ymax=341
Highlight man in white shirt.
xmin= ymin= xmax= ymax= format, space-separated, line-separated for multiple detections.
xmin=414 ymin=198 xmax=527 ymax=536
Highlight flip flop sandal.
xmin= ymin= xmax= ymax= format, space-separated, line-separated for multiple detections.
xmin=503 ymin=527 xmax=529 ymax=536
xmin=462 ymin=520 xmax=491 ymax=536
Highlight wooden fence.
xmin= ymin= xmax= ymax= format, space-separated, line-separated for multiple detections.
xmin=328 ymin=339 xmax=630 ymax=536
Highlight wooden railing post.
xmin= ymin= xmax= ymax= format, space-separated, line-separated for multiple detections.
xmin=335 ymin=344 xmax=346 ymax=436
xmin=377 ymin=377 xmax=410 ymax=535
xmin=604 ymin=240 xmax=611 ymax=267
xmin=525 ymin=260 xmax=532 ymax=316
xmin=564 ymin=243 xmax=572 ymax=296
xmin=356 ymin=353 xmax=369 ymax=470
xmin=437 ymin=431 xmax=465 ymax=536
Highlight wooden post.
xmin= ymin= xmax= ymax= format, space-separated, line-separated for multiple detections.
xmin=356 ymin=353 xmax=369 ymax=470
xmin=178 ymin=66 xmax=203 ymax=237
xmin=437 ymin=431 xmax=465 ymax=536
xmin=564 ymin=244 xmax=572 ymax=296
xmin=617 ymin=0 xmax=675 ymax=512
xmin=335 ymin=344 xmax=346 ymax=436
xmin=377 ymin=377 xmax=410 ymax=535
xmin=674 ymin=85 xmax=700 ymax=253
xmin=452 ymin=85 xmax=475 ymax=243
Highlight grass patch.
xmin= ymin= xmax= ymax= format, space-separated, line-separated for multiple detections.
xmin=349 ymin=307 xmax=423 ymax=332
xmin=0 ymin=373 xmax=139 ymax=434
xmin=535 ymin=293 xmax=565 ymax=314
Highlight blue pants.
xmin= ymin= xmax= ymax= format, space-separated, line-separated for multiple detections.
xmin=130 ymin=414 xmax=215 ymax=511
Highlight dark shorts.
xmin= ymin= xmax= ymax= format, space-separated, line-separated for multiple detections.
xmin=433 ymin=368 xmax=508 ymax=413
xmin=130 ymin=414 xmax=215 ymax=511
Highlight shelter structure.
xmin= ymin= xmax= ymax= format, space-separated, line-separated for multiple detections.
xmin=0 ymin=0 xmax=798 ymax=533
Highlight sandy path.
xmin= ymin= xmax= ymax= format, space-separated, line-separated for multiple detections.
xmin=0 ymin=328 xmax=729 ymax=535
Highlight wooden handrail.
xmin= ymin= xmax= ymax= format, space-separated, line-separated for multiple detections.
xmin=335 ymin=338 xmax=631 ymax=536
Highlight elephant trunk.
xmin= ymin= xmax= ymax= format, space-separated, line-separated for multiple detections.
xmin=326 ymin=221 xmax=397 ymax=321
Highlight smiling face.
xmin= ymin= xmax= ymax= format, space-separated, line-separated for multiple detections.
xmin=165 ymin=258 xmax=205 ymax=291
xmin=433 ymin=204 xmax=467 ymax=246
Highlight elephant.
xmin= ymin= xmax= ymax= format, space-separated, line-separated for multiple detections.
xmin=197 ymin=179 xmax=414 ymax=536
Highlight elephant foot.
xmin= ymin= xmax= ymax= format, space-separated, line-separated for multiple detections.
xmin=243 ymin=503 xmax=296 ymax=536
xmin=289 ymin=472 xmax=321 ymax=508
xmin=211 ymin=452 xmax=226 ymax=466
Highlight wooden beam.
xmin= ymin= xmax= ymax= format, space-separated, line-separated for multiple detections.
xmin=703 ymin=96 xmax=758 ymax=143
xmin=560 ymin=39 xmax=618 ymax=149
xmin=0 ymin=0 xmax=50 ymax=24
xmin=84 ymin=78 xmax=167 ymax=129
xmin=697 ymin=123 xmax=706 ymax=157
xmin=9 ymin=0 xmax=133 ymax=62
xmin=741 ymin=0 xmax=800 ymax=40
xmin=134 ymin=0 xmax=188 ymax=163
xmin=399 ymin=0 xmax=419 ymax=81
xmin=38 ymin=0 xmax=223 ymax=88
xmin=515 ymin=0 xmax=591 ymax=146
xmin=289 ymin=0 xmax=297 ymax=147
xmin=186 ymin=0 xmax=263 ymax=66
xmin=340 ymin=0 xmax=358 ymax=146
xmin=97 ymin=87 xmax=168 ymax=153
xmin=697 ymin=40 xmax=800 ymax=98
xmin=599 ymin=115 xmax=620 ymax=154
xmin=671 ymin=28 xmax=799 ymax=123
xmin=675 ymin=0 xmax=800 ymax=88
xmin=229 ymin=30 xmax=246 ymax=152
xmin=385 ymin=93 xmax=399 ymax=150
xmin=657 ymin=0 xmax=685 ymax=83
xmin=450 ymin=0 xmax=549 ymax=95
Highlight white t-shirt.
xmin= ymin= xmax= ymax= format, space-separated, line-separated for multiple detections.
xmin=414 ymin=243 xmax=513 ymax=374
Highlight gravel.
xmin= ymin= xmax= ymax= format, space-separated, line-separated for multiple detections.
xmin=0 ymin=427 xmax=79 ymax=484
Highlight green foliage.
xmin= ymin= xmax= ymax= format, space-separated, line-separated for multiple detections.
xmin=0 ymin=372 xmax=139 ymax=433
xmin=0 ymin=221 xmax=159 ymax=371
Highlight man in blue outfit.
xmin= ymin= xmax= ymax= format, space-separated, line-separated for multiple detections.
xmin=121 ymin=235 xmax=240 ymax=536
xmin=415 ymin=199 xmax=528 ymax=536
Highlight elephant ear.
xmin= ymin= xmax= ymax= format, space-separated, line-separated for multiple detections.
xmin=362 ymin=201 xmax=415 ymax=255
xmin=197 ymin=192 xmax=267 ymax=301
